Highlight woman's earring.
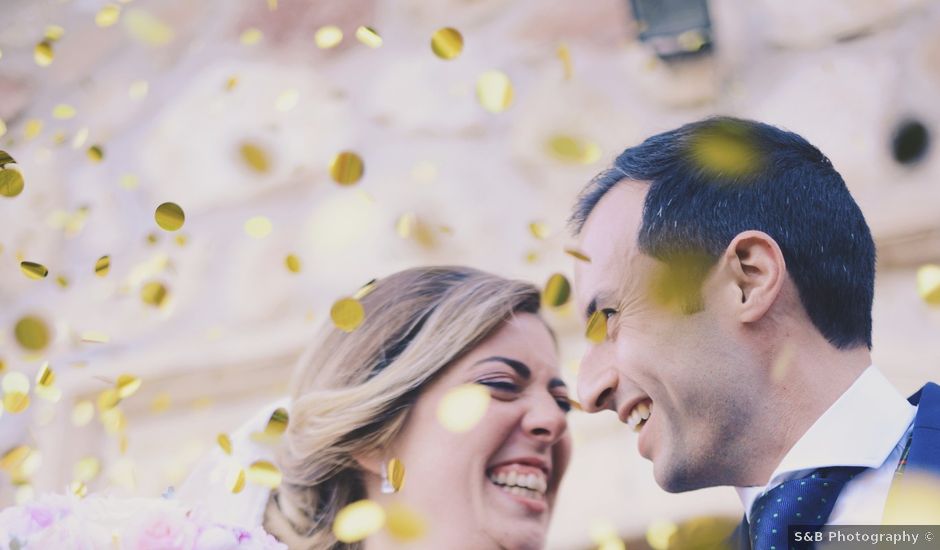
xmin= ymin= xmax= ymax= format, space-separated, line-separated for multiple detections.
xmin=380 ymin=458 xmax=405 ymax=494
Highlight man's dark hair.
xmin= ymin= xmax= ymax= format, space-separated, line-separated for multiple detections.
xmin=570 ymin=116 xmax=875 ymax=349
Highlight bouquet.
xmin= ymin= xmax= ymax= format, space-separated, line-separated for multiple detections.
xmin=0 ymin=492 xmax=286 ymax=550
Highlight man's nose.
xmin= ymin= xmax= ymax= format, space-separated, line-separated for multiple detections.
xmin=577 ymin=349 xmax=619 ymax=413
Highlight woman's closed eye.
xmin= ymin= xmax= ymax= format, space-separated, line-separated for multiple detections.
xmin=478 ymin=378 xmax=572 ymax=413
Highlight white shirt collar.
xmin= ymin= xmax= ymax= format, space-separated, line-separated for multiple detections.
xmin=735 ymin=365 xmax=916 ymax=520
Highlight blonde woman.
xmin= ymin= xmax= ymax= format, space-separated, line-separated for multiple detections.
xmin=181 ymin=266 xmax=573 ymax=549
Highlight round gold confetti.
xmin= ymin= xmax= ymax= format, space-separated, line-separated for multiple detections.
xmin=333 ymin=500 xmax=386 ymax=543
xmin=141 ymin=281 xmax=168 ymax=307
xmin=543 ymin=273 xmax=571 ymax=308
xmin=128 ymin=80 xmax=149 ymax=100
xmin=3 ymin=372 xmax=30 ymax=394
xmin=116 ymin=374 xmax=141 ymax=398
xmin=25 ymin=119 xmax=43 ymax=140
xmin=20 ymin=261 xmax=49 ymax=280
xmin=34 ymin=41 xmax=54 ymax=67
xmin=44 ymin=25 xmax=65 ymax=41
xmin=585 ymin=310 xmax=607 ymax=344
xmin=217 ymin=433 xmax=233 ymax=455
xmin=72 ymin=401 xmax=94 ymax=427
xmin=95 ymin=4 xmax=121 ymax=27
xmin=386 ymin=458 xmax=405 ymax=492
xmin=355 ymin=26 xmax=382 ymax=48
xmin=244 ymin=216 xmax=272 ymax=238
xmin=529 ymin=221 xmax=551 ymax=240
xmin=150 ymin=392 xmax=171 ymax=413
xmin=52 ymin=104 xmax=76 ymax=119
xmin=240 ymin=28 xmax=263 ymax=45
xmin=437 ymin=383 xmax=490 ymax=433
xmin=917 ymin=264 xmax=940 ymax=306
xmin=97 ymin=388 xmax=121 ymax=412
xmin=331 ymin=298 xmax=365 ymax=332
xmin=124 ymin=9 xmax=175 ymax=46
xmin=645 ymin=520 xmax=678 ymax=550
xmin=315 ymin=25 xmax=343 ymax=49
xmin=264 ymin=407 xmax=289 ymax=438
xmin=0 ymin=156 xmax=24 ymax=198
xmin=239 ymin=142 xmax=270 ymax=173
xmin=69 ymin=481 xmax=87 ymax=498
xmin=564 ymin=247 xmax=592 ymax=262
xmin=87 ymin=144 xmax=105 ymax=163
xmin=100 ymin=407 xmax=126 ymax=434
xmin=285 ymin=254 xmax=302 ymax=273
xmin=431 ymin=27 xmax=463 ymax=60
xmin=228 ymin=467 xmax=246 ymax=494
xmin=275 ymin=89 xmax=299 ymax=112
xmin=14 ymin=316 xmax=51 ymax=351
xmin=154 ymin=202 xmax=185 ymax=231
xmin=56 ymin=275 xmax=69 ymax=288
xmin=0 ymin=118 xmax=6 ymax=138
xmin=386 ymin=502 xmax=426 ymax=542
xmin=476 ymin=70 xmax=513 ymax=113
xmin=74 ymin=457 xmax=100 ymax=482
xmin=94 ymin=255 xmax=110 ymax=277
xmin=329 ymin=151 xmax=364 ymax=185
xmin=4 ymin=392 xmax=30 ymax=414
xmin=225 ymin=76 xmax=239 ymax=91
xmin=247 ymin=460 xmax=282 ymax=488
xmin=120 ymin=173 xmax=139 ymax=189
xmin=547 ymin=135 xmax=601 ymax=164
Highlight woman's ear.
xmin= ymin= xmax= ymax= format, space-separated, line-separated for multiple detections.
xmin=353 ymin=451 xmax=382 ymax=476
xmin=722 ymin=230 xmax=786 ymax=323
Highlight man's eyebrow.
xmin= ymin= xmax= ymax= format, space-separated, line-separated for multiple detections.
xmin=473 ymin=356 xmax=531 ymax=379
xmin=585 ymin=296 xmax=598 ymax=320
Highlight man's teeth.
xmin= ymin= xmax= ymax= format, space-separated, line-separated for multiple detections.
xmin=487 ymin=468 xmax=548 ymax=497
xmin=626 ymin=401 xmax=652 ymax=431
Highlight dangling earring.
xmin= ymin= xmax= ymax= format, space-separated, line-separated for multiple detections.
xmin=380 ymin=458 xmax=405 ymax=494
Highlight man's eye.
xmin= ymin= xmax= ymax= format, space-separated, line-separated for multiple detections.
xmin=601 ymin=308 xmax=617 ymax=320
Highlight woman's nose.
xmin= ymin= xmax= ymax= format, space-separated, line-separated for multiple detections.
xmin=523 ymin=393 xmax=569 ymax=443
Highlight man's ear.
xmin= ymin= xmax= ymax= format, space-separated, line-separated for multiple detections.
xmin=722 ymin=231 xmax=786 ymax=323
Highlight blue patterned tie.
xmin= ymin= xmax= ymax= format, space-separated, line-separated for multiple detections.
xmin=747 ymin=466 xmax=867 ymax=550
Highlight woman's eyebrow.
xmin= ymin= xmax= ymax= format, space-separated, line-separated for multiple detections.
xmin=473 ymin=356 xmax=531 ymax=379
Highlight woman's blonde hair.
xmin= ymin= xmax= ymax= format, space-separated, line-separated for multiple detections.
xmin=263 ymin=266 xmax=544 ymax=548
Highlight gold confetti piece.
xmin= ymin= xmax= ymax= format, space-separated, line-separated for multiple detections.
xmin=4 ymin=392 xmax=30 ymax=414
xmin=883 ymin=472 xmax=940 ymax=523
xmin=386 ymin=458 xmax=405 ymax=492
xmin=916 ymin=264 xmax=940 ymax=305
xmin=25 ymin=119 xmax=43 ymax=140
xmin=228 ymin=467 xmax=246 ymax=494
xmin=81 ymin=331 xmax=109 ymax=343
xmin=72 ymin=401 xmax=94 ymax=426
xmin=547 ymin=135 xmax=601 ymax=164
xmin=275 ymin=89 xmax=299 ymax=112
xmin=128 ymin=79 xmax=149 ymax=100
xmin=116 ymin=374 xmax=141 ymax=398
xmin=44 ymin=25 xmax=65 ymax=41
xmin=0 ymin=118 xmax=6 ymax=138
xmin=141 ymin=280 xmax=168 ymax=307
xmin=154 ymin=202 xmax=185 ymax=231
xmin=123 ymin=9 xmax=175 ymax=46
xmin=88 ymin=144 xmax=106 ymax=163
xmin=0 ymin=165 xmax=24 ymax=198
xmin=15 ymin=316 xmax=51 ymax=351
xmin=564 ymin=247 xmax=591 ymax=262
xmin=267 ymin=0 xmax=277 ymax=9
xmin=55 ymin=275 xmax=68 ymax=288
xmin=386 ymin=502 xmax=426 ymax=542
xmin=689 ymin=121 xmax=759 ymax=177
xmin=333 ymin=500 xmax=386 ymax=543
xmin=355 ymin=26 xmax=382 ymax=48
xmin=71 ymin=127 xmax=89 ymax=149
xmin=100 ymin=407 xmax=126 ymax=434
xmin=217 ymin=433 xmax=232 ymax=455
xmin=34 ymin=40 xmax=54 ymax=67
xmin=0 ymin=360 xmax=5 ymax=373
xmin=94 ymin=255 xmax=111 ymax=277
xmin=36 ymin=363 xmax=54 ymax=388
xmin=431 ymin=27 xmax=463 ymax=60
xmin=239 ymin=142 xmax=270 ymax=173
xmin=529 ymin=221 xmax=551 ymax=240
xmin=52 ymin=104 xmax=76 ymax=119
xmin=543 ymin=273 xmax=571 ymax=308
xmin=437 ymin=383 xmax=490 ymax=433
xmin=96 ymin=4 xmax=121 ymax=27
xmin=240 ymin=28 xmax=263 ymax=45
xmin=284 ymin=254 xmax=302 ymax=273
xmin=315 ymin=25 xmax=343 ymax=49
xmin=677 ymin=29 xmax=707 ymax=52
xmin=329 ymin=151 xmax=364 ymax=185
xmin=20 ymin=261 xmax=48 ymax=280
xmin=247 ymin=460 xmax=282 ymax=488
xmin=74 ymin=457 xmax=100 ymax=482
xmin=3 ymin=372 xmax=30 ymax=394
xmin=244 ymin=216 xmax=273 ymax=238
xmin=150 ymin=392 xmax=171 ymax=413
xmin=396 ymin=212 xmax=416 ymax=239
xmin=174 ymin=234 xmax=188 ymax=246
xmin=97 ymin=388 xmax=121 ymax=412
xmin=589 ymin=519 xmax=620 ymax=546
xmin=557 ymin=43 xmax=573 ymax=80
xmin=331 ymin=297 xmax=365 ymax=332
xmin=70 ymin=481 xmax=88 ymax=498
xmin=353 ymin=279 xmax=377 ymax=300
xmin=646 ymin=520 xmax=678 ymax=550
xmin=263 ymin=407 xmax=289 ymax=439
xmin=476 ymin=70 xmax=513 ymax=113
xmin=585 ymin=310 xmax=607 ymax=344
xmin=0 ymin=446 xmax=30 ymax=475
xmin=225 ymin=76 xmax=239 ymax=91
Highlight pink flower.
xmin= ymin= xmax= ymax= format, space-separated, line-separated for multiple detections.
xmin=122 ymin=506 xmax=198 ymax=550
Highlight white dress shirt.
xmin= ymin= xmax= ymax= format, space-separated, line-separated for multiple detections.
xmin=735 ymin=366 xmax=917 ymax=524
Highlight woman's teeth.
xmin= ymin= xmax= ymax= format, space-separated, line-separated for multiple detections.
xmin=626 ymin=400 xmax=652 ymax=432
xmin=487 ymin=468 xmax=548 ymax=499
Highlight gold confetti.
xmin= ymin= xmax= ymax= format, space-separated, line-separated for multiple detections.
xmin=228 ymin=467 xmax=246 ymax=494
xmin=81 ymin=330 xmax=109 ymax=343
xmin=128 ymin=80 xmax=149 ymax=100
xmin=141 ymin=281 xmax=168 ymax=307
xmin=97 ymin=388 xmax=121 ymax=412
xmin=74 ymin=457 xmax=100 ymax=482
xmin=95 ymin=4 xmax=121 ymax=27
xmin=45 ymin=25 xmax=65 ymax=41
xmin=0 ymin=165 xmax=24 ymax=198
xmin=25 ymin=119 xmax=43 ymax=140
xmin=355 ymin=26 xmax=382 ymax=48
xmin=239 ymin=142 xmax=270 ymax=173
xmin=123 ymin=9 xmax=175 ymax=46
xmin=247 ymin=460 xmax=282 ymax=488
xmin=36 ymin=363 xmax=54 ymax=388
xmin=34 ymin=40 xmax=54 ymax=67
xmin=285 ymin=254 xmax=301 ymax=273
xmin=646 ymin=520 xmax=678 ymax=550
xmin=3 ymin=372 xmax=30 ymax=394
xmin=87 ymin=144 xmax=105 ymax=163
xmin=4 ymin=392 xmax=30 ymax=414
xmin=689 ymin=121 xmax=760 ymax=177
xmin=315 ymin=26 xmax=343 ymax=49
xmin=331 ymin=298 xmax=365 ymax=332
xmin=69 ymin=481 xmax=87 ymax=498
xmin=564 ymin=247 xmax=591 ymax=262
xmin=529 ymin=221 xmax=551 ymax=240
xmin=396 ymin=212 xmax=417 ymax=239
xmin=431 ymin=27 xmax=463 ymax=60
xmin=353 ymin=279 xmax=377 ymax=300
xmin=476 ymin=70 xmax=513 ymax=113
xmin=437 ymin=383 xmax=490 ymax=433
xmin=543 ymin=273 xmax=571 ymax=308
xmin=150 ymin=392 xmax=171 ymax=413
xmin=174 ymin=234 xmax=188 ymax=246
xmin=244 ymin=216 xmax=273 ymax=238
xmin=94 ymin=255 xmax=111 ymax=277
xmin=240 ymin=28 xmax=263 ymax=45
xmin=116 ymin=374 xmax=141 ymax=398
xmin=20 ymin=261 xmax=48 ymax=280
xmin=883 ymin=471 xmax=940 ymax=523
xmin=225 ymin=76 xmax=239 ymax=91
xmin=267 ymin=0 xmax=277 ymax=9
xmin=585 ymin=310 xmax=607 ymax=344
xmin=55 ymin=275 xmax=68 ymax=288
xmin=14 ymin=316 xmax=51 ymax=351
xmin=329 ymin=151 xmax=364 ymax=185
xmin=333 ymin=500 xmax=386 ymax=543
xmin=275 ymin=89 xmax=299 ymax=112
xmin=386 ymin=458 xmax=405 ymax=492
xmin=547 ymin=135 xmax=601 ymax=164
xmin=386 ymin=502 xmax=426 ymax=542
xmin=154 ymin=202 xmax=185 ymax=231
xmin=52 ymin=104 xmax=76 ymax=119
xmin=72 ymin=401 xmax=94 ymax=426
xmin=217 ymin=433 xmax=233 ymax=455
xmin=120 ymin=173 xmax=139 ymax=189
xmin=557 ymin=43 xmax=573 ymax=80
xmin=100 ymin=407 xmax=126 ymax=434
xmin=0 ymin=118 xmax=6 ymax=138
xmin=916 ymin=264 xmax=940 ymax=306
xmin=677 ymin=30 xmax=707 ymax=52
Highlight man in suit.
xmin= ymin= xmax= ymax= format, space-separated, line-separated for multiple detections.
xmin=568 ymin=117 xmax=940 ymax=548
